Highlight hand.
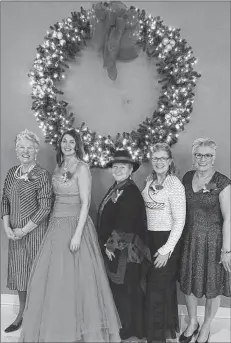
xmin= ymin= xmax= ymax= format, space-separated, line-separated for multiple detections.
xmin=70 ymin=233 xmax=81 ymax=253
xmin=13 ymin=228 xmax=26 ymax=239
xmin=146 ymin=174 xmax=153 ymax=182
xmin=105 ymin=247 xmax=115 ymax=261
xmin=4 ymin=226 xmax=16 ymax=240
xmin=220 ymin=252 xmax=231 ymax=272
xmin=153 ymin=251 xmax=170 ymax=268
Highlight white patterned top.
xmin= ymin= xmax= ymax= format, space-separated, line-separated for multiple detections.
xmin=142 ymin=175 xmax=186 ymax=255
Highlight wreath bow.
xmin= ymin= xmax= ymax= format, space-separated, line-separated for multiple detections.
xmin=91 ymin=1 xmax=139 ymax=80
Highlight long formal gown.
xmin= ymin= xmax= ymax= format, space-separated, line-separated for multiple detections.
xmin=19 ymin=170 xmax=121 ymax=342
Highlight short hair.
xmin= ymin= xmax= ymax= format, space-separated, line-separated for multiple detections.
xmin=56 ymin=129 xmax=85 ymax=167
xmin=149 ymin=142 xmax=177 ymax=177
xmin=15 ymin=129 xmax=40 ymax=150
xmin=192 ymin=138 xmax=217 ymax=155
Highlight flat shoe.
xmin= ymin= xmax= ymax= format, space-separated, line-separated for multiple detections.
xmin=4 ymin=318 xmax=23 ymax=333
xmin=179 ymin=323 xmax=200 ymax=343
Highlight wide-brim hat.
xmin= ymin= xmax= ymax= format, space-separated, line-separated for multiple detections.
xmin=106 ymin=149 xmax=140 ymax=172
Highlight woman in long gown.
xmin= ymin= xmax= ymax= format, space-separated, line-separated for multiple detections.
xmin=19 ymin=129 xmax=121 ymax=343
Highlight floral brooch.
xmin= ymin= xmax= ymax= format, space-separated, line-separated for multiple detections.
xmin=111 ymin=190 xmax=124 ymax=203
xmin=27 ymin=173 xmax=38 ymax=182
xmin=202 ymin=183 xmax=218 ymax=193
xmin=62 ymin=171 xmax=73 ymax=183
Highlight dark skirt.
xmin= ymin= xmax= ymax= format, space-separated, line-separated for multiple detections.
xmin=145 ymin=231 xmax=180 ymax=343
xmin=110 ymin=263 xmax=145 ymax=340
xmin=179 ymin=223 xmax=231 ymax=299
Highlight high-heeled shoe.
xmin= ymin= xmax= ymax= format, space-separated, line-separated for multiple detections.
xmin=195 ymin=332 xmax=210 ymax=343
xmin=4 ymin=318 xmax=23 ymax=333
xmin=179 ymin=323 xmax=200 ymax=343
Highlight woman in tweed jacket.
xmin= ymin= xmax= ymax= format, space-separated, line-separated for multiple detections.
xmin=142 ymin=143 xmax=186 ymax=343
xmin=1 ymin=130 xmax=52 ymax=333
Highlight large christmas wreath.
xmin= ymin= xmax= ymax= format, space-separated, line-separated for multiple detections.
xmin=29 ymin=1 xmax=201 ymax=167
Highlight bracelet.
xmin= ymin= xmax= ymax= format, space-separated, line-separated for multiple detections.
xmin=221 ymin=249 xmax=231 ymax=254
xmin=21 ymin=228 xmax=27 ymax=236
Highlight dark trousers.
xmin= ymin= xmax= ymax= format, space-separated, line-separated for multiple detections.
xmin=145 ymin=231 xmax=180 ymax=343
xmin=110 ymin=263 xmax=145 ymax=340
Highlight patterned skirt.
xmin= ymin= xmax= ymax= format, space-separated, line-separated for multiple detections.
xmin=179 ymin=223 xmax=231 ymax=298
xmin=7 ymin=220 xmax=48 ymax=291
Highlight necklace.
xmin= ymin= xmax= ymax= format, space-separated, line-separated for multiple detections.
xmin=62 ymin=158 xmax=78 ymax=171
xmin=193 ymin=170 xmax=215 ymax=191
xmin=14 ymin=164 xmax=36 ymax=181
xmin=61 ymin=158 xmax=78 ymax=183
xmin=150 ymin=174 xmax=167 ymax=193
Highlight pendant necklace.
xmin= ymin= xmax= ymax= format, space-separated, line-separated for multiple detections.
xmin=194 ymin=170 xmax=214 ymax=192
xmin=14 ymin=164 xmax=36 ymax=181
xmin=150 ymin=174 xmax=167 ymax=193
xmin=62 ymin=158 xmax=78 ymax=183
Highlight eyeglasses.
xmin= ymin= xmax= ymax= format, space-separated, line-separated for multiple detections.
xmin=152 ymin=157 xmax=169 ymax=162
xmin=194 ymin=153 xmax=214 ymax=160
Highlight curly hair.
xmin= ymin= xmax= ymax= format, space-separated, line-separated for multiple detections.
xmin=15 ymin=129 xmax=40 ymax=151
xmin=192 ymin=138 xmax=217 ymax=155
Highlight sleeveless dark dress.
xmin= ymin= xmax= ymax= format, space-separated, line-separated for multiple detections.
xmin=179 ymin=170 xmax=231 ymax=298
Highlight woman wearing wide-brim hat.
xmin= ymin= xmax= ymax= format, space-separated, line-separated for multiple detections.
xmin=97 ymin=149 xmax=151 ymax=341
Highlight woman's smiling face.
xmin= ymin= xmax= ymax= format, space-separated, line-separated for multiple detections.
xmin=111 ymin=163 xmax=133 ymax=182
xmin=61 ymin=134 xmax=76 ymax=157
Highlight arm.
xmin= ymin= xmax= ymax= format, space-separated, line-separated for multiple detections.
xmin=29 ymin=171 xmax=53 ymax=226
xmin=3 ymin=215 xmax=10 ymax=229
xmin=219 ymin=185 xmax=231 ymax=272
xmin=1 ymin=170 xmax=16 ymax=239
xmin=15 ymin=171 xmax=53 ymax=237
xmin=1 ymin=171 xmax=11 ymax=220
xmin=2 ymin=215 xmax=16 ymax=240
xmin=158 ymin=181 xmax=186 ymax=255
xmin=73 ymin=163 xmax=91 ymax=238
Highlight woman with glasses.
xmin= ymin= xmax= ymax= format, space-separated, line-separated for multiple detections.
xmin=1 ymin=129 xmax=52 ymax=333
xmin=142 ymin=143 xmax=186 ymax=343
xmin=179 ymin=138 xmax=231 ymax=343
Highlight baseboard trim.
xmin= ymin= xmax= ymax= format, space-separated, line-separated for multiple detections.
xmin=178 ymin=303 xmax=230 ymax=319
xmin=1 ymin=294 xmax=19 ymax=306
xmin=1 ymin=294 xmax=230 ymax=319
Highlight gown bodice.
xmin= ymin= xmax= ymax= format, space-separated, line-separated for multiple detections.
xmin=52 ymin=174 xmax=81 ymax=217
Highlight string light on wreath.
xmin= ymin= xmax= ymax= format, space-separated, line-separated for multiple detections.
xmin=29 ymin=2 xmax=201 ymax=167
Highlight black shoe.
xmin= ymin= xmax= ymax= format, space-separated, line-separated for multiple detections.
xmin=4 ymin=318 xmax=23 ymax=333
xmin=179 ymin=323 xmax=200 ymax=343
xmin=195 ymin=332 xmax=210 ymax=343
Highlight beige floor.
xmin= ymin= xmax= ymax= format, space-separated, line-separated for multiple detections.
xmin=1 ymin=304 xmax=231 ymax=342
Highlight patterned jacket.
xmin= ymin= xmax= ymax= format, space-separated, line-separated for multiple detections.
xmin=1 ymin=165 xmax=53 ymax=227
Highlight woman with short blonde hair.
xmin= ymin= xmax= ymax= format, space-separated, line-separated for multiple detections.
xmin=179 ymin=138 xmax=231 ymax=343
xmin=1 ymin=129 xmax=52 ymax=333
